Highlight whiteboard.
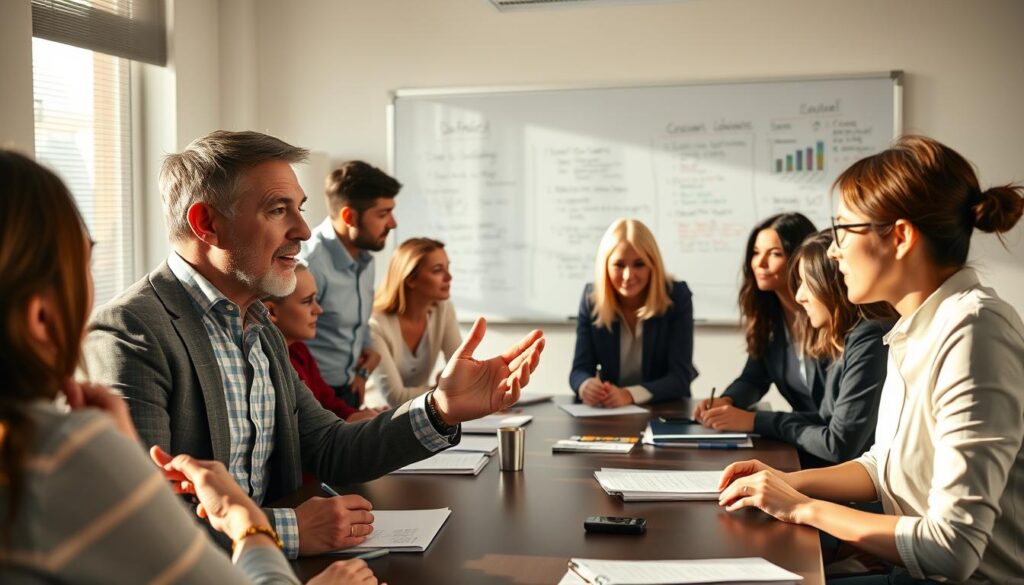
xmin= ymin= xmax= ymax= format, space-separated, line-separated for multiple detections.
xmin=390 ymin=73 xmax=902 ymax=323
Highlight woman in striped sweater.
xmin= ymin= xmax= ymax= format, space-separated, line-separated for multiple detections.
xmin=0 ymin=150 xmax=378 ymax=584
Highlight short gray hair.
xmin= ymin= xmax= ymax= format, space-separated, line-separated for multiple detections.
xmin=160 ymin=130 xmax=309 ymax=242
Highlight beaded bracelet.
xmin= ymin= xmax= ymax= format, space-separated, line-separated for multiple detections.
xmin=233 ymin=524 xmax=283 ymax=551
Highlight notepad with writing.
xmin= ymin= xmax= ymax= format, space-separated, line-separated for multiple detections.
xmin=594 ymin=467 xmax=723 ymax=501
xmin=391 ymin=452 xmax=489 ymax=475
xmin=561 ymin=557 xmax=803 ymax=584
xmin=340 ymin=508 xmax=452 ymax=553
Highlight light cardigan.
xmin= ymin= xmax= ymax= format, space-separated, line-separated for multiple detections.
xmin=369 ymin=300 xmax=462 ymax=407
xmin=855 ymin=267 xmax=1024 ymax=584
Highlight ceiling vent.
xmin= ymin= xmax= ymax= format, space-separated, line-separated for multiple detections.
xmin=487 ymin=0 xmax=677 ymax=11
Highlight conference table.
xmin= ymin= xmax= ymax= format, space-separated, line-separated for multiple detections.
xmin=277 ymin=397 xmax=824 ymax=584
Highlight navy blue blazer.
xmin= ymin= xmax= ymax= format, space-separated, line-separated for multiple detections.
xmin=723 ymin=317 xmax=828 ymax=413
xmin=569 ymin=281 xmax=698 ymax=403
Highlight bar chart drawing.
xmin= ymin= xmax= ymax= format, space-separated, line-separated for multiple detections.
xmin=772 ymin=140 xmax=825 ymax=174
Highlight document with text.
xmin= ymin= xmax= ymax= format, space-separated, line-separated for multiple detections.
xmin=594 ymin=468 xmax=724 ymax=501
xmin=562 ymin=557 xmax=803 ymax=584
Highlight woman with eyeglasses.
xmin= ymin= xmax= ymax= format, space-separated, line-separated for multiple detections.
xmin=0 ymin=151 xmax=377 ymax=585
xmin=717 ymin=136 xmax=1024 ymax=584
xmin=693 ymin=213 xmax=827 ymax=431
xmin=704 ymin=230 xmax=897 ymax=468
xmin=570 ymin=219 xmax=698 ymax=406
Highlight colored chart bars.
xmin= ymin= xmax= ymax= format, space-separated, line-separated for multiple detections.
xmin=774 ymin=140 xmax=825 ymax=174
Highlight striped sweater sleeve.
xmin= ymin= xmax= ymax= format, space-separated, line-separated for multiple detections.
xmin=0 ymin=409 xmax=299 ymax=585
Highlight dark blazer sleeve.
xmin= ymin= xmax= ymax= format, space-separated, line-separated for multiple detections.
xmin=722 ymin=353 xmax=774 ymax=409
xmin=569 ymin=284 xmax=598 ymax=396
xmin=752 ymin=320 xmax=889 ymax=463
xmin=639 ymin=281 xmax=698 ymax=403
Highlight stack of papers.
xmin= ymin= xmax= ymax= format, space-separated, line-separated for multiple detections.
xmin=392 ymin=452 xmax=489 ymax=475
xmin=559 ymin=403 xmax=648 ymax=418
xmin=594 ymin=467 xmax=723 ymax=501
xmin=341 ymin=508 xmax=452 ymax=553
xmin=553 ymin=435 xmax=639 ymax=454
xmin=461 ymin=413 xmax=533 ymax=434
xmin=447 ymin=435 xmax=498 ymax=455
xmin=559 ymin=557 xmax=803 ymax=584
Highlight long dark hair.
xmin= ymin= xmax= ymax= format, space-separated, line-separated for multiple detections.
xmin=788 ymin=231 xmax=897 ymax=360
xmin=738 ymin=213 xmax=817 ymax=357
xmin=0 ymin=150 xmax=91 ymax=542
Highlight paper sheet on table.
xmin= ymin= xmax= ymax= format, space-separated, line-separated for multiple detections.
xmin=461 ymin=414 xmax=533 ymax=434
xmin=564 ymin=557 xmax=803 ymax=584
xmin=391 ymin=452 xmax=489 ymax=475
xmin=559 ymin=403 xmax=648 ymax=417
xmin=447 ymin=435 xmax=499 ymax=454
xmin=341 ymin=508 xmax=451 ymax=552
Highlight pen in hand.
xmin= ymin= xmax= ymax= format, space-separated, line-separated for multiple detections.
xmin=700 ymin=386 xmax=718 ymax=421
xmin=320 ymin=481 xmax=341 ymax=498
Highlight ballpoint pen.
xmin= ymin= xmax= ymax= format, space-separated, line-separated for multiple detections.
xmin=320 ymin=482 xmax=341 ymax=497
xmin=354 ymin=549 xmax=389 ymax=561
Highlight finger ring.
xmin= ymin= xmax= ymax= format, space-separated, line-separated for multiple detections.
xmin=350 ymin=524 xmax=356 ymax=537
xmin=742 ymin=485 xmax=749 ymax=495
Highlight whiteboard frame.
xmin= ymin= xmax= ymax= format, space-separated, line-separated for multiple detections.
xmin=386 ymin=71 xmax=904 ymax=325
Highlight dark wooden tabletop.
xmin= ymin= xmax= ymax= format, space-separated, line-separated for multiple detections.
xmin=275 ymin=397 xmax=824 ymax=585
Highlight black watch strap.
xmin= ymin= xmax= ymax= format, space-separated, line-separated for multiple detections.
xmin=425 ymin=390 xmax=458 ymax=436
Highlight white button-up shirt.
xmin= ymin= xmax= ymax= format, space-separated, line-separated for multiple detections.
xmin=855 ymin=267 xmax=1024 ymax=583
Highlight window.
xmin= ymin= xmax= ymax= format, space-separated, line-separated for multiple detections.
xmin=33 ymin=37 xmax=133 ymax=306
xmin=31 ymin=0 xmax=166 ymax=307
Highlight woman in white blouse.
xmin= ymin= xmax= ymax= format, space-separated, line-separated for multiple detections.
xmin=717 ymin=136 xmax=1024 ymax=585
xmin=368 ymin=238 xmax=462 ymax=407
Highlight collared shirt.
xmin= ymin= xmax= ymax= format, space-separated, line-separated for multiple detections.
xmin=618 ymin=320 xmax=653 ymax=405
xmin=855 ymin=268 xmax=1024 ymax=583
xmin=167 ymin=253 xmax=299 ymax=556
xmin=299 ymin=218 xmax=375 ymax=387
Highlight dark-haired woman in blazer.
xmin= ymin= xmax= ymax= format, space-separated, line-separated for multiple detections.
xmin=570 ymin=219 xmax=698 ymax=406
xmin=694 ymin=213 xmax=827 ymax=424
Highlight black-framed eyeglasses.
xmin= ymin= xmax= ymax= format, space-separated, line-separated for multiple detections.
xmin=830 ymin=217 xmax=894 ymax=248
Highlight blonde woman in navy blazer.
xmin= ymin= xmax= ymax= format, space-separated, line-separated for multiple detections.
xmin=570 ymin=219 xmax=698 ymax=406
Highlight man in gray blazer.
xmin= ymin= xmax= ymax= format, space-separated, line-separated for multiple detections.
xmin=83 ymin=130 xmax=545 ymax=559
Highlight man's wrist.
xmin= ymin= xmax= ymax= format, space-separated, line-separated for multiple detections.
xmin=427 ymin=389 xmax=457 ymax=429
xmin=355 ymin=367 xmax=369 ymax=379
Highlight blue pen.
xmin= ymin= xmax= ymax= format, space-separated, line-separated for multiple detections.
xmin=698 ymin=442 xmax=738 ymax=449
xmin=320 ymin=482 xmax=341 ymax=497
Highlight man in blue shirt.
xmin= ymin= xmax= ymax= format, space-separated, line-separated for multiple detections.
xmin=299 ymin=161 xmax=399 ymax=408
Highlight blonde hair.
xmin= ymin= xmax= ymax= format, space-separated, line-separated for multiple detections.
xmin=591 ymin=219 xmax=673 ymax=330
xmin=374 ymin=237 xmax=446 ymax=314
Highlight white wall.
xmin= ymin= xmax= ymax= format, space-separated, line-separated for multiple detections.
xmin=241 ymin=0 xmax=1024 ymax=404
xmin=0 ymin=0 xmax=35 ymax=152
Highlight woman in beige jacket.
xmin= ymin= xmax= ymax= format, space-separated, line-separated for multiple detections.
xmin=369 ymin=238 xmax=462 ymax=407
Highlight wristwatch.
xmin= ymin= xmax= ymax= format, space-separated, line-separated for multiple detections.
xmin=355 ymin=366 xmax=369 ymax=379
xmin=425 ymin=390 xmax=458 ymax=436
